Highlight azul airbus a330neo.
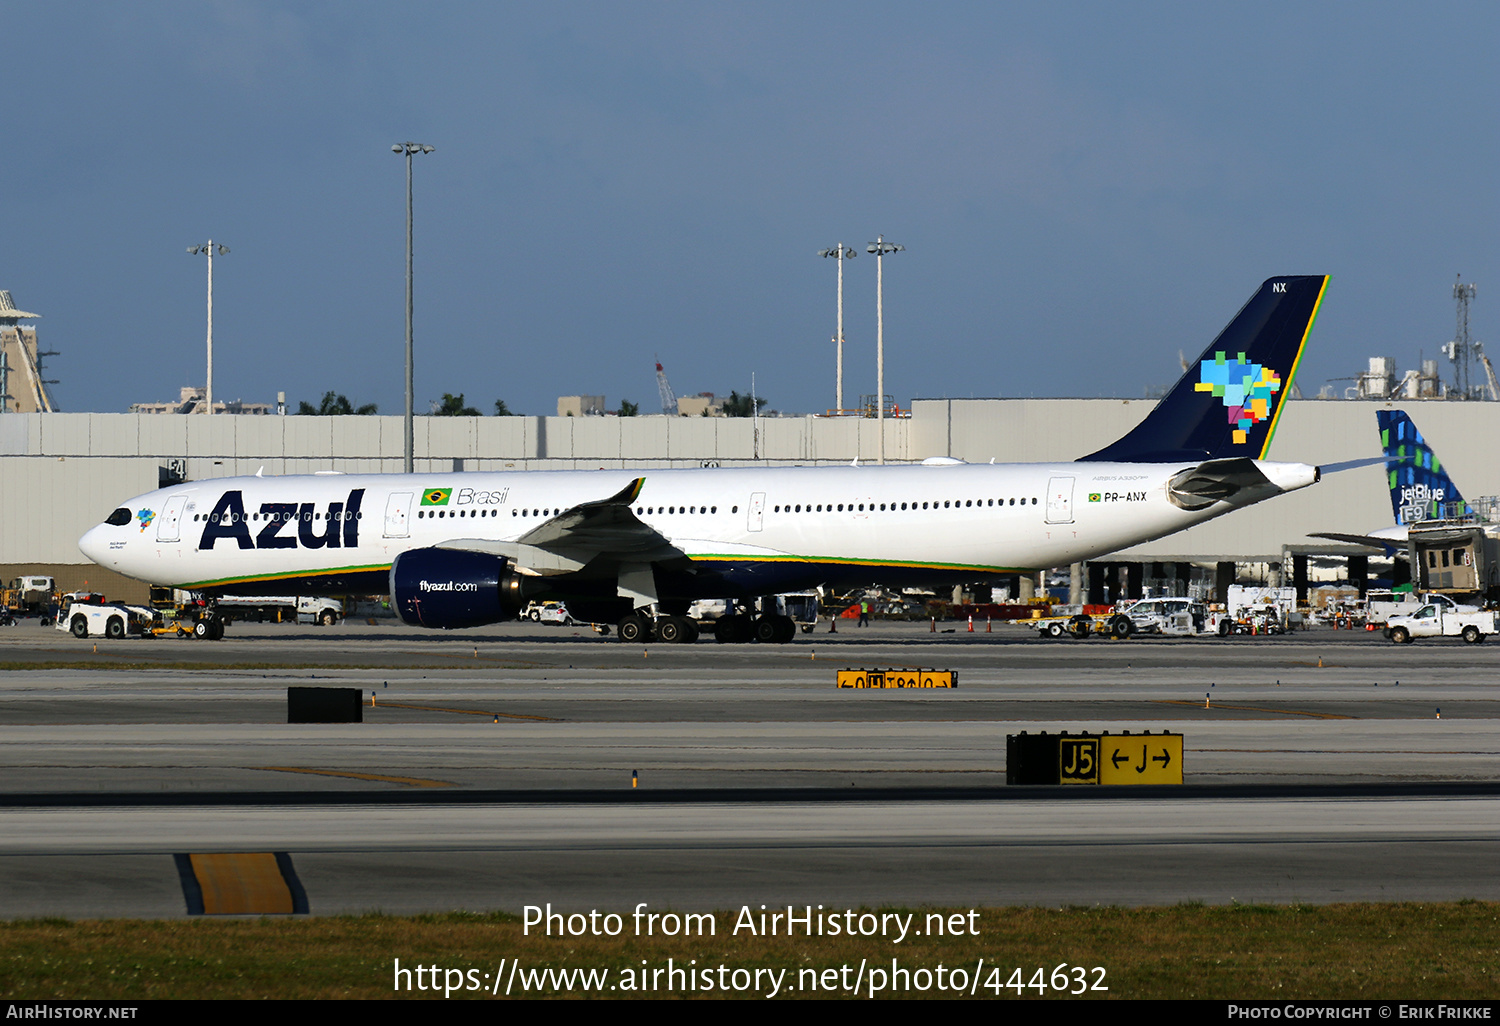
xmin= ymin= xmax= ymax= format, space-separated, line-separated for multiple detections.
xmin=81 ymin=275 xmax=1330 ymax=642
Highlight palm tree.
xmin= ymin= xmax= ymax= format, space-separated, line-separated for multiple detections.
xmin=297 ymin=391 xmax=377 ymax=415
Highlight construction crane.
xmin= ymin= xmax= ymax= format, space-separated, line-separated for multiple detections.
xmin=1481 ymin=353 xmax=1500 ymax=402
xmin=655 ymin=356 xmax=676 ymax=415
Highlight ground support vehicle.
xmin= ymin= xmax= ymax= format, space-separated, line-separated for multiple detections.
xmin=2 ymin=576 xmax=58 ymax=626
xmin=139 ymin=604 xmax=224 ymax=639
xmin=779 ymin=592 xmax=820 ymax=633
xmin=1029 ymin=610 xmax=1137 ymax=640
xmin=212 ymin=595 xmax=343 ymax=626
xmin=1216 ymin=606 xmax=1287 ymax=636
xmin=55 ymin=598 xmax=157 ymax=640
xmin=524 ymin=601 xmax=575 ymax=625
xmin=1364 ymin=591 xmax=1478 ymax=627
xmin=1115 ymin=598 xmax=1209 ymax=637
xmin=1384 ymin=605 xmax=1500 ymax=644
xmin=146 ymin=616 xmax=199 ymax=639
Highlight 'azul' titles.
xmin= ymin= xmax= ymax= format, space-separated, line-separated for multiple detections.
xmin=198 ymin=489 xmax=366 ymax=551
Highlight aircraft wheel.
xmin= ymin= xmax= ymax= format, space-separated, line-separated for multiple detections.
xmin=655 ymin=617 xmax=686 ymax=644
xmin=71 ymin=616 xmax=89 ymax=639
xmin=1462 ymin=625 xmax=1481 ymax=644
xmin=1389 ymin=626 xmax=1409 ymax=645
xmin=714 ymin=616 xmax=747 ymax=643
xmin=105 ymin=617 xmax=125 ymax=639
xmin=617 ymin=615 xmax=652 ymax=644
xmin=208 ymin=619 xmax=225 ymax=640
xmin=753 ymin=616 xmax=781 ymax=643
xmin=773 ymin=615 xmax=796 ymax=643
xmin=193 ymin=619 xmax=210 ymax=639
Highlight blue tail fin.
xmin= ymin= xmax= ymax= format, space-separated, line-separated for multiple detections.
xmin=1377 ymin=410 xmax=1466 ymax=525
xmin=1080 ymin=275 xmax=1329 ymax=462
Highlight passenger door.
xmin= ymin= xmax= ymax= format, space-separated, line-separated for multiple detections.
xmin=748 ymin=492 xmax=765 ymax=532
xmin=1046 ymin=476 xmax=1075 ymax=524
xmin=384 ymin=492 xmax=413 ymax=539
xmin=156 ymin=495 xmax=188 ymax=542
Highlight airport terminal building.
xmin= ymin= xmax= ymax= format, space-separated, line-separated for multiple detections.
xmin=3 ymin=398 xmax=1496 ymax=603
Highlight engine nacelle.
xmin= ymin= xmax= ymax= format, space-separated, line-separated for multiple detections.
xmin=389 ymin=547 xmax=529 ymax=629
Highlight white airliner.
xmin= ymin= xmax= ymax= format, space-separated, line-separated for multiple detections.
xmin=80 ymin=275 xmax=1331 ymax=643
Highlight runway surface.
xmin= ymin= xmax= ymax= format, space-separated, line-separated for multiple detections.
xmin=1 ymin=619 xmax=1496 ymax=916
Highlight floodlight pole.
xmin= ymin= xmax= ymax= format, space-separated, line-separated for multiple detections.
xmin=187 ymin=241 xmax=229 ymax=414
xmin=393 ymin=142 xmax=434 ymax=473
xmin=819 ymin=244 xmax=857 ymax=413
xmin=867 ymin=235 xmax=904 ymax=464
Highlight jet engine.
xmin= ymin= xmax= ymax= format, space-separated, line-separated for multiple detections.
xmin=389 ymin=547 xmax=531 ymax=628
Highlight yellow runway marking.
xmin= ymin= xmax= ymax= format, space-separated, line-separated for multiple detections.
xmin=1153 ymin=700 xmax=1354 ymax=720
xmin=373 ymin=701 xmax=557 ymax=721
xmin=260 ymin=766 xmax=455 ymax=787
xmin=189 ymin=853 xmax=294 ymax=915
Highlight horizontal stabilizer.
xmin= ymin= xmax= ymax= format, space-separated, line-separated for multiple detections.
xmin=1307 ymin=532 xmax=1392 ymax=551
xmin=1166 ymin=457 xmax=1316 ymax=511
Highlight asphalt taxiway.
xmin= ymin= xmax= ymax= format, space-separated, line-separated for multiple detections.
xmin=1 ymin=619 xmax=1496 ymax=916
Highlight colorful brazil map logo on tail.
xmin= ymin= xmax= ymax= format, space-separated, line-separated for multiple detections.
xmin=421 ymin=488 xmax=451 ymax=506
xmin=1194 ymin=351 xmax=1282 ymax=445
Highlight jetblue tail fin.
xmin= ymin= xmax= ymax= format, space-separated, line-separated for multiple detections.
xmin=1378 ymin=410 xmax=1466 ymax=525
xmin=1080 ymin=275 xmax=1329 ymax=462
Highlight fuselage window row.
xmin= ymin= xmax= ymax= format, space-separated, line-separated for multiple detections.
xmin=194 ymin=511 xmax=365 ymax=523
xmin=767 ymin=498 xmax=1037 ymax=514
xmin=353 ymin=495 xmax=1042 ymax=524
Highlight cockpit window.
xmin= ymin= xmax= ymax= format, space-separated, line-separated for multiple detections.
xmin=105 ymin=507 xmax=132 ymax=527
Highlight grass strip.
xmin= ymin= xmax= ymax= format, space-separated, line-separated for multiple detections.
xmin=1 ymin=903 xmax=1495 ymax=1000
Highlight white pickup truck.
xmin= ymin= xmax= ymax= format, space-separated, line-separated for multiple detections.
xmin=1385 ymin=604 xmax=1500 ymax=644
xmin=1365 ymin=591 xmax=1477 ymax=626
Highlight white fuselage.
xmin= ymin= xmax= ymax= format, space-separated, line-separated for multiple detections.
xmin=80 ymin=459 xmax=1317 ymax=595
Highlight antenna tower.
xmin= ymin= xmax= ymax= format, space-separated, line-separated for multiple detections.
xmin=1445 ymin=274 xmax=1482 ymax=399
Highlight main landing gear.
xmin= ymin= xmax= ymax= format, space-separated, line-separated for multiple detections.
xmin=614 ymin=609 xmax=796 ymax=644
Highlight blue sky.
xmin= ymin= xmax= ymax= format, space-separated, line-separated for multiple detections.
xmin=4 ymin=2 xmax=1496 ymax=415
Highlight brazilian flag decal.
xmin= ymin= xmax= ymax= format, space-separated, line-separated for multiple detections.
xmin=421 ymin=488 xmax=451 ymax=506
xmin=1088 ymin=493 xmax=1102 ymax=503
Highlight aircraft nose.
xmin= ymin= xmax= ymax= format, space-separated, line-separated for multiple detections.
xmin=78 ymin=524 xmax=111 ymax=565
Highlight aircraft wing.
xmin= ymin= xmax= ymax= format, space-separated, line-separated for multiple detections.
xmin=1307 ymin=532 xmax=1392 ymax=551
xmin=435 ymin=477 xmax=690 ymax=575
